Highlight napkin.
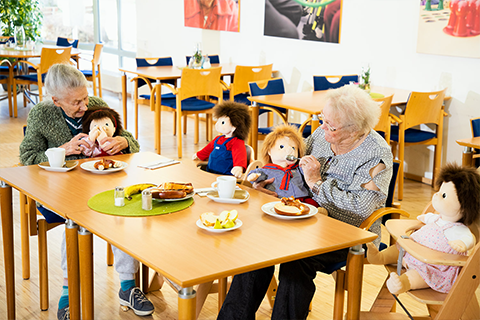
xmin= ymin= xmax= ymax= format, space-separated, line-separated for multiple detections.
xmin=195 ymin=186 xmax=242 ymax=197
xmin=138 ymin=158 xmax=180 ymax=169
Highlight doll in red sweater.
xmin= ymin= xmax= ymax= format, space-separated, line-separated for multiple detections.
xmin=193 ymin=101 xmax=251 ymax=177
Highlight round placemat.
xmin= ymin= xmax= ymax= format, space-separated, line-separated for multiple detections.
xmin=88 ymin=190 xmax=194 ymax=217
xmin=370 ymin=92 xmax=385 ymax=99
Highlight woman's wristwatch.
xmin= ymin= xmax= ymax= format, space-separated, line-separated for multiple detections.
xmin=311 ymin=179 xmax=323 ymax=194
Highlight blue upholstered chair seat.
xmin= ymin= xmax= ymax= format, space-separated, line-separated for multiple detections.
xmin=14 ymin=73 xmax=47 ymax=82
xmin=0 ymin=65 xmax=36 ymax=72
xmin=0 ymin=74 xmax=7 ymax=80
xmin=139 ymin=92 xmax=176 ymax=100
xmin=161 ymin=97 xmax=215 ymax=111
xmin=80 ymin=70 xmax=98 ymax=77
xmin=390 ymin=126 xmax=436 ymax=143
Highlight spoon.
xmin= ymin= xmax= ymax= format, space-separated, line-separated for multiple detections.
xmin=286 ymin=155 xmax=299 ymax=161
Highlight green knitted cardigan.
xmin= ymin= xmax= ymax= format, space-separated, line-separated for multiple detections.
xmin=19 ymin=96 xmax=140 ymax=166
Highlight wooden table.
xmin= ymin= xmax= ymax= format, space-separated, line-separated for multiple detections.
xmin=0 ymin=152 xmax=377 ymax=320
xmin=247 ymin=86 xmax=412 ymax=156
xmin=119 ymin=64 xmax=237 ymax=154
xmin=456 ymin=136 xmax=480 ymax=167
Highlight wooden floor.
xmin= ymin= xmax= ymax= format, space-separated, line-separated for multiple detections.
xmin=0 ymin=89 xmax=478 ymax=319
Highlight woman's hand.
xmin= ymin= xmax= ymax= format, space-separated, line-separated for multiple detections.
xmin=99 ymin=136 xmax=128 ymax=155
xmin=299 ymin=155 xmax=322 ymax=188
xmin=60 ymin=133 xmax=90 ymax=156
xmin=252 ymin=177 xmax=278 ymax=197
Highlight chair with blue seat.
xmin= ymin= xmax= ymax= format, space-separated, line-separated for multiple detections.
xmin=80 ymin=43 xmax=103 ymax=98
xmin=225 ymin=64 xmax=273 ymax=105
xmin=11 ymin=46 xmax=72 ymax=118
xmin=313 ymin=74 xmax=358 ymax=91
xmin=0 ymin=59 xmax=12 ymax=116
xmin=390 ymin=89 xmax=447 ymax=200
xmin=373 ymin=94 xmax=395 ymax=145
xmin=471 ymin=117 xmax=480 ymax=167
xmin=56 ymin=37 xmax=79 ymax=48
xmin=186 ymin=54 xmax=220 ymax=66
xmin=160 ymin=66 xmax=223 ymax=158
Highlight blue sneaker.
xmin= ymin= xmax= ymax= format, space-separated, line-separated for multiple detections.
xmin=57 ymin=306 xmax=70 ymax=320
xmin=119 ymin=287 xmax=154 ymax=316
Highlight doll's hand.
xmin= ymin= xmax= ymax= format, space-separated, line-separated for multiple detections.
xmin=89 ymin=128 xmax=100 ymax=142
xmin=60 ymin=133 xmax=90 ymax=156
xmin=98 ymin=136 xmax=128 ymax=155
xmin=192 ymin=153 xmax=199 ymax=160
xmin=448 ymin=240 xmax=467 ymax=253
xmin=253 ymin=177 xmax=278 ymax=197
xmin=417 ymin=214 xmax=427 ymax=223
xmin=231 ymin=166 xmax=243 ymax=178
xmin=97 ymin=127 xmax=108 ymax=143
xmin=247 ymin=173 xmax=261 ymax=182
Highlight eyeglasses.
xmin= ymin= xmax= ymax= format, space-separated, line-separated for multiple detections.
xmin=320 ymin=112 xmax=338 ymax=132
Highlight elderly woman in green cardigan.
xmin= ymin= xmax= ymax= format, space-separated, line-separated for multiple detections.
xmin=19 ymin=64 xmax=154 ymax=320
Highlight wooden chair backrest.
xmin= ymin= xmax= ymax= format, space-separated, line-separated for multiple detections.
xmin=178 ymin=67 xmax=223 ymax=101
xmin=92 ymin=43 xmax=104 ymax=66
xmin=231 ymin=64 xmax=273 ymax=96
xmin=39 ymin=47 xmax=72 ymax=74
xmin=402 ymin=89 xmax=446 ymax=129
xmin=373 ymin=94 xmax=393 ymax=140
xmin=248 ymin=77 xmax=285 ymax=96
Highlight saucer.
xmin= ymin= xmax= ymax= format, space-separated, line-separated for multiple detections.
xmin=38 ymin=160 xmax=78 ymax=172
xmin=206 ymin=190 xmax=250 ymax=204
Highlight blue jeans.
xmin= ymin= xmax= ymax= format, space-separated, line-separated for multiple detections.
xmin=217 ymin=248 xmax=349 ymax=320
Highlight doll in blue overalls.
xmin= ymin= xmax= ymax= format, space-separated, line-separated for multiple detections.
xmin=193 ymin=101 xmax=252 ymax=177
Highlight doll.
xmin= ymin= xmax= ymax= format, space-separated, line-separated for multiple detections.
xmin=82 ymin=106 xmax=124 ymax=157
xmin=367 ymin=163 xmax=480 ymax=294
xmin=247 ymin=124 xmax=319 ymax=206
xmin=193 ymin=101 xmax=251 ymax=178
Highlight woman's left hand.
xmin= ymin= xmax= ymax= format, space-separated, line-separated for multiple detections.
xmin=99 ymin=136 xmax=128 ymax=155
xmin=299 ymin=155 xmax=322 ymax=188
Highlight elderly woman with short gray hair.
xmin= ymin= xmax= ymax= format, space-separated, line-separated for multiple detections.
xmin=19 ymin=64 xmax=153 ymax=320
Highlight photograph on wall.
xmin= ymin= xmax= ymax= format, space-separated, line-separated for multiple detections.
xmin=184 ymin=0 xmax=240 ymax=32
xmin=417 ymin=0 xmax=480 ymax=58
xmin=264 ymin=0 xmax=342 ymax=43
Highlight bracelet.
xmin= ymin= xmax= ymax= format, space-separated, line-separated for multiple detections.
xmin=311 ymin=180 xmax=323 ymax=194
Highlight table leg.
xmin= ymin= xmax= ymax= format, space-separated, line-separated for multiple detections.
xmin=155 ymin=84 xmax=162 ymax=154
xmin=66 ymin=220 xmax=81 ymax=320
xmin=79 ymin=227 xmax=94 ymax=320
xmin=462 ymin=146 xmax=474 ymax=167
xmin=1 ymin=181 xmax=15 ymax=319
xmin=122 ymin=73 xmax=128 ymax=130
xmin=346 ymin=245 xmax=364 ymax=320
xmin=250 ymin=102 xmax=259 ymax=157
xmin=177 ymin=101 xmax=183 ymax=158
xmin=178 ymin=287 xmax=196 ymax=320
xmin=217 ymin=277 xmax=227 ymax=312
xmin=311 ymin=114 xmax=320 ymax=132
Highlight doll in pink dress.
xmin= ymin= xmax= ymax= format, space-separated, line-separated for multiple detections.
xmin=367 ymin=163 xmax=480 ymax=294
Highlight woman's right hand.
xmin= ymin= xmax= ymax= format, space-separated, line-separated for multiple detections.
xmin=252 ymin=177 xmax=278 ymax=197
xmin=59 ymin=133 xmax=90 ymax=156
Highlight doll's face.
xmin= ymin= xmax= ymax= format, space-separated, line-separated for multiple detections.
xmin=268 ymin=136 xmax=298 ymax=168
xmin=432 ymin=181 xmax=462 ymax=223
xmin=89 ymin=117 xmax=115 ymax=137
xmin=215 ymin=116 xmax=236 ymax=137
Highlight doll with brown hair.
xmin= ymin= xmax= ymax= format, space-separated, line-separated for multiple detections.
xmin=82 ymin=106 xmax=124 ymax=157
xmin=247 ymin=124 xmax=319 ymax=207
xmin=193 ymin=101 xmax=251 ymax=178
xmin=367 ymin=163 xmax=480 ymax=294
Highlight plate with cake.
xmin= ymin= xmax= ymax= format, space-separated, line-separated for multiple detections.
xmin=80 ymin=158 xmax=128 ymax=174
xmin=261 ymin=196 xmax=318 ymax=220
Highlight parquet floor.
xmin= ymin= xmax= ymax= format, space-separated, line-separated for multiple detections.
xmin=0 ymin=89 xmax=477 ymax=319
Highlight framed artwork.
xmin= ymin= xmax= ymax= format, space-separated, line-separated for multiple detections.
xmin=264 ymin=0 xmax=343 ymax=43
xmin=417 ymin=0 xmax=480 ymax=58
xmin=184 ymin=0 xmax=240 ymax=32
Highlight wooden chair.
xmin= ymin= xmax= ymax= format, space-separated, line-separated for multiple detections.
xmin=373 ymin=94 xmax=395 ymax=145
xmin=313 ymin=74 xmax=358 ymax=91
xmin=11 ymin=46 xmax=72 ymax=117
xmin=186 ymin=54 xmax=220 ymax=65
xmin=160 ymin=66 xmax=223 ymax=158
xmin=80 ymin=43 xmax=103 ymax=98
xmin=390 ymin=89 xmax=447 ymax=200
xmin=471 ymin=117 xmax=480 ymax=167
xmin=360 ymin=204 xmax=480 ymax=320
xmin=56 ymin=37 xmax=79 ymax=68
xmin=224 ymin=64 xmax=273 ymax=105
xmin=0 ymin=59 xmax=12 ymax=116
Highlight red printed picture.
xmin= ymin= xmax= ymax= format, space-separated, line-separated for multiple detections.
xmin=184 ymin=0 xmax=240 ymax=32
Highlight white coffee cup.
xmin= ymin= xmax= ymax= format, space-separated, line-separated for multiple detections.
xmin=211 ymin=176 xmax=237 ymax=199
xmin=45 ymin=148 xmax=66 ymax=168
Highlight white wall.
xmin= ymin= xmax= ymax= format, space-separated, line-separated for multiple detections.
xmin=135 ymin=0 xmax=480 ymax=177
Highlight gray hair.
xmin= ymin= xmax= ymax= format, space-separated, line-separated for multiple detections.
xmin=325 ymin=85 xmax=380 ymax=135
xmin=45 ymin=64 xmax=88 ymax=99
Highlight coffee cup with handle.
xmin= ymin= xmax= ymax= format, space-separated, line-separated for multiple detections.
xmin=45 ymin=147 xmax=66 ymax=168
xmin=211 ymin=176 xmax=237 ymax=199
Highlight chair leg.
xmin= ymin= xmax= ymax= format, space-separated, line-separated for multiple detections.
xmin=266 ymin=276 xmax=278 ymax=309
xmin=134 ymin=84 xmax=139 ymax=139
xmin=333 ymin=270 xmax=346 ymax=320
xmin=106 ymin=243 xmax=114 ymax=266
xmin=38 ymin=219 xmax=49 ymax=311
xmin=19 ymin=192 xmax=30 ymax=280
xmin=98 ymin=69 xmax=102 ymax=98
xmin=13 ymin=79 xmax=18 ymax=118
xmin=92 ymin=74 xmax=97 ymax=97
xmin=194 ymin=114 xmax=199 ymax=145
xmin=173 ymin=112 xmax=177 ymax=136
xmin=183 ymin=114 xmax=188 ymax=135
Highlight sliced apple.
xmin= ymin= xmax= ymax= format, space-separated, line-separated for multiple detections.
xmin=214 ymin=219 xmax=222 ymax=229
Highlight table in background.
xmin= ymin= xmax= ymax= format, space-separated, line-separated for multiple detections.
xmin=0 ymin=152 xmax=377 ymax=320
xmin=456 ymin=136 xmax=480 ymax=167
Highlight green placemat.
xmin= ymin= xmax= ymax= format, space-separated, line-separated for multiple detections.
xmin=88 ymin=190 xmax=194 ymax=217
xmin=370 ymin=92 xmax=385 ymax=99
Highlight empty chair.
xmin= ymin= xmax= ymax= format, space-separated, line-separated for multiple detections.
xmin=56 ymin=37 xmax=79 ymax=48
xmin=471 ymin=117 xmax=480 ymax=167
xmin=186 ymin=54 xmax=220 ymax=66
xmin=373 ymin=94 xmax=395 ymax=144
xmin=226 ymin=64 xmax=273 ymax=104
xmin=313 ymin=74 xmax=358 ymax=91
xmin=80 ymin=43 xmax=103 ymax=97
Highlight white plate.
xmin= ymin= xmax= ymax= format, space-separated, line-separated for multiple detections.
xmin=261 ymin=201 xmax=318 ymax=220
xmin=152 ymin=190 xmax=195 ymax=202
xmin=196 ymin=219 xmax=243 ymax=233
xmin=38 ymin=160 xmax=78 ymax=172
xmin=206 ymin=190 xmax=250 ymax=204
xmin=80 ymin=160 xmax=128 ymax=174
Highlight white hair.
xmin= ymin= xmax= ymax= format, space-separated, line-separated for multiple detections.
xmin=44 ymin=64 xmax=88 ymax=99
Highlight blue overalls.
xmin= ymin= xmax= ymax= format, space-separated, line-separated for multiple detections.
xmin=207 ymin=136 xmax=235 ymax=175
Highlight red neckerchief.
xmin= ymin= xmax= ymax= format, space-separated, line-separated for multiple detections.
xmin=262 ymin=163 xmax=299 ymax=190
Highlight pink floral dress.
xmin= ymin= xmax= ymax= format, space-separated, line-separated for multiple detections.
xmin=403 ymin=215 xmax=467 ymax=293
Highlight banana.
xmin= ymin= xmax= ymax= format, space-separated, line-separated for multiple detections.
xmin=124 ymin=183 xmax=156 ymax=200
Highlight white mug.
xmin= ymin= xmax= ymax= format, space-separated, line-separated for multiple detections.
xmin=45 ymin=147 xmax=65 ymax=168
xmin=211 ymin=176 xmax=237 ymax=199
